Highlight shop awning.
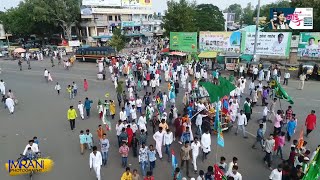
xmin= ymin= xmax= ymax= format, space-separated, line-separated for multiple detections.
xmin=125 ymin=33 xmax=144 ymax=37
xmin=239 ymin=54 xmax=253 ymax=62
xmin=198 ymin=51 xmax=218 ymax=58
xmin=170 ymin=52 xmax=187 ymax=56
xmin=92 ymin=35 xmax=112 ymax=39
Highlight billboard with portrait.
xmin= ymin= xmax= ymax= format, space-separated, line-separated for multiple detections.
xmin=241 ymin=32 xmax=291 ymax=56
xmin=297 ymin=32 xmax=320 ymax=57
xmin=269 ymin=8 xmax=313 ymax=30
xmin=199 ymin=31 xmax=241 ymax=53
xmin=170 ymin=32 xmax=197 ymax=52
xmin=122 ymin=0 xmax=152 ymax=7
xmin=82 ymin=0 xmax=121 ymax=6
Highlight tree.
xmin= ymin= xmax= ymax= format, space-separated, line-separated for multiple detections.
xmin=109 ymin=28 xmax=126 ymax=53
xmin=241 ymin=3 xmax=254 ymax=25
xmin=291 ymin=0 xmax=320 ymax=32
xmin=226 ymin=4 xmax=242 ymax=22
xmin=194 ymin=4 xmax=225 ymax=31
xmin=162 ymin=0 xmax=197 ymax=37
xmin=31 ymin=0 xmax=80 ymax=40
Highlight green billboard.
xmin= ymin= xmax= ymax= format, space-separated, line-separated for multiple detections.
xmin=170 ymin=32 xmax=198 ymax=52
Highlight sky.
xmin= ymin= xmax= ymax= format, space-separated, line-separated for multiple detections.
xmin=1 ymin=0 xmax=280 ymax=13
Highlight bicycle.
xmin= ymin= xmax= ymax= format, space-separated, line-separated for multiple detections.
xmin=17 ymin=152 xmax=41 ymax=180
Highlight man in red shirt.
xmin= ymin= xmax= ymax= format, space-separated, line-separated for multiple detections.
xmin=305 ymin=110 xmax=317 ymax=137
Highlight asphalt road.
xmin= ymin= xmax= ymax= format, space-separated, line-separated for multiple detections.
xmin=0 ymin=59 xmax=319 ymax=180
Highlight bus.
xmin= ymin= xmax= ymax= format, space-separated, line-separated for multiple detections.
xmin=75 ymin=46 xmax=116 ymax=62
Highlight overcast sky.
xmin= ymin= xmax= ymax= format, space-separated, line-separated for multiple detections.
xmin=1 ymin=0 xmax=280 ymax=13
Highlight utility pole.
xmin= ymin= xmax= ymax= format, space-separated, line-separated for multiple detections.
xmin=253 ymin=0 xmax=261 ymax=61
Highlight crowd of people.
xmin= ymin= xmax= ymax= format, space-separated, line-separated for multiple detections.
xmin=1 ymin=40 xmax=318 ymax=180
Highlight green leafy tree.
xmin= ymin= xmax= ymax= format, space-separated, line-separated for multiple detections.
xmin=31 ymin=0 xmax=80 ymax=40
xmin=241 ymin=3 xmax=254 ymax=25
xmin=225 ymin=4 xmax=243 ymax=22
xmin=195 ymin=4 xmax=225 ymax=31
xmin=162 ymin=0 xmax=197 ymax=37
xmin=109 ymin=28 xmax=126 ymax=52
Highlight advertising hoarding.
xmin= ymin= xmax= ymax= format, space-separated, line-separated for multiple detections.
xmin=297 ymin=32 xmax=320 ymax=57
xmin=269 ymin=8 xmax=313 ymax=30
xmin=82 ymin=0 xmax=121 ymax=6
xmin=199 ymin=31 xmax=241 ymax=53
xmin=122 ymin=0 xmax=152 ymax=7
xmin=170 ymin=32 xmax=197 ymax=53
xmin=241 ymin=32 xmax=291 ymax=57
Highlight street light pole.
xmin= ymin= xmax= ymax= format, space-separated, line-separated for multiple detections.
xmin=253 ymin=0 xmax=261 ymax=61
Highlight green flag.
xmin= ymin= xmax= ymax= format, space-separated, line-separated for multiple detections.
xmin=303 ymin=149 xmax=320 ymax=180
xmin=199 ymin=77 xmax=236 ymax=103
xmin=271 ymin=80 xmax=294 ymax=104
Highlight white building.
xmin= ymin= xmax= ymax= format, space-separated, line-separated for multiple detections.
xmin=80 ymin=7 xmax=163 ymax=44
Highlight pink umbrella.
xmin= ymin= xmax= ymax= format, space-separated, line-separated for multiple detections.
xmin=13 ymin=48 xmax=26 ymax=53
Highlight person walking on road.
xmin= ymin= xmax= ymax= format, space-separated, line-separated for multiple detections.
xmin=54 ymin=82 xmax=61 ymax=95
xmin=89 ymin=146 xmax=102 ymax=180
xmin=235 ymin=110 xmax=248 ymax=138
xmin=180 ymin=141 xmax=192 ymax=177
xmin=201 ymin=130 xmax=211 ymax=161
xmin=100 ymin=133 xmax=109 ymax=166
xmin=67 ymin=106 xmax=77 ymax=131
xmin=0 ymin=79 xmax=6 ymax=95
xmin=84 ymin=97 xmax=93 ymax=118
xmin=44 ymin=69 xmax=49 ymax=83
xmin=153 ymin=127 xmax=164 ymax=160
xmin=51 ymin=55 xmax=55 ymax=67
xmin=305 ymin=110 xmax=317 ymax=137
xmin=252 ymin=123 xmax=265 ymax=150
xmin=18 ymin=59 xmax=22 ymax=71
xmin=5 ymin=96 xmax=14 ymax=114
xmin=83 ymin=79 xmax=89 ymax=91
xmin=298 ymin=73 xmax=306 ymax=90
xmin=163 ymin=128 xmax=173 ymax=162
xmin=138 ymin=143 xmax=148 ymax=177
xmin=79 ymin=130 xmax=86 ymax=155
xmin=191 ymin=137 xmax=201 ymax=174
xmin=264 ymin=134 xmax=275 ymax=170
xmin=77 ymin=101 xmax=84 ymax=120
xmin=119 ymin=142 xmax=130 ymax=168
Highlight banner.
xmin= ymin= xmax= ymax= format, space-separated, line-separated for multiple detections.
xmin=82 ymin=0 xmax=121 ymax=6
xmin=269 ymin=8 xmax=313 ymax=30
xmin=170 ymin=32 xmax=197 ymax=52
xmin=241 ymin=32 xmax=291 ymax=56
xmin=122 ymin=0 xmax=152 ymax=7
xmin=297 ymin=32 xmax=320 ymax=58
xmin=199 ymin=31 xmax=241 ymax=53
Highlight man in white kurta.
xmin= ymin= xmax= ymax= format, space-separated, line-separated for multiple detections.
xmin=201 ymin=130 xmax=211 ymax=160
xmin=5 ymin=97 xmax=14 ymax=114
xmin=0 ymin=80 xmax=5 ymax=95
xmin=153 ymin=127 xmax=164 ymax=159
xmin=78 ymin=101 xmax=84 ymax=120
xmin=89 ymin=146 xmax=102 ymax=180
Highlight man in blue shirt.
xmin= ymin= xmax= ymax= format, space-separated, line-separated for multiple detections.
xmin=181 ymin=127 xmax=191 ymax=144
xmin=84 ymin=97 xmax=93 ymax=118
xmin=148 ymin=144 xmax=157 ymax=172
xmin=252 ymin=123 xmax=264 ymax=150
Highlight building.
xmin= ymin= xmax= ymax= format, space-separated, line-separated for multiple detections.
xmin=80 ymin=6 xmax=163 ymax=45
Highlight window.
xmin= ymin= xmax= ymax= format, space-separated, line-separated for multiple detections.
xmin=115 ymin=16 xmax=118 ymax=21
xmin=119 ymin=16 xmax=121 ymax=21
xmin=108 ymin=16 xmax=113 ymax=21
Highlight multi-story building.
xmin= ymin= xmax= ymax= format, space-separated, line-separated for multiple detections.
xmin=80 ymin=7 xmax=163 ymax=45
